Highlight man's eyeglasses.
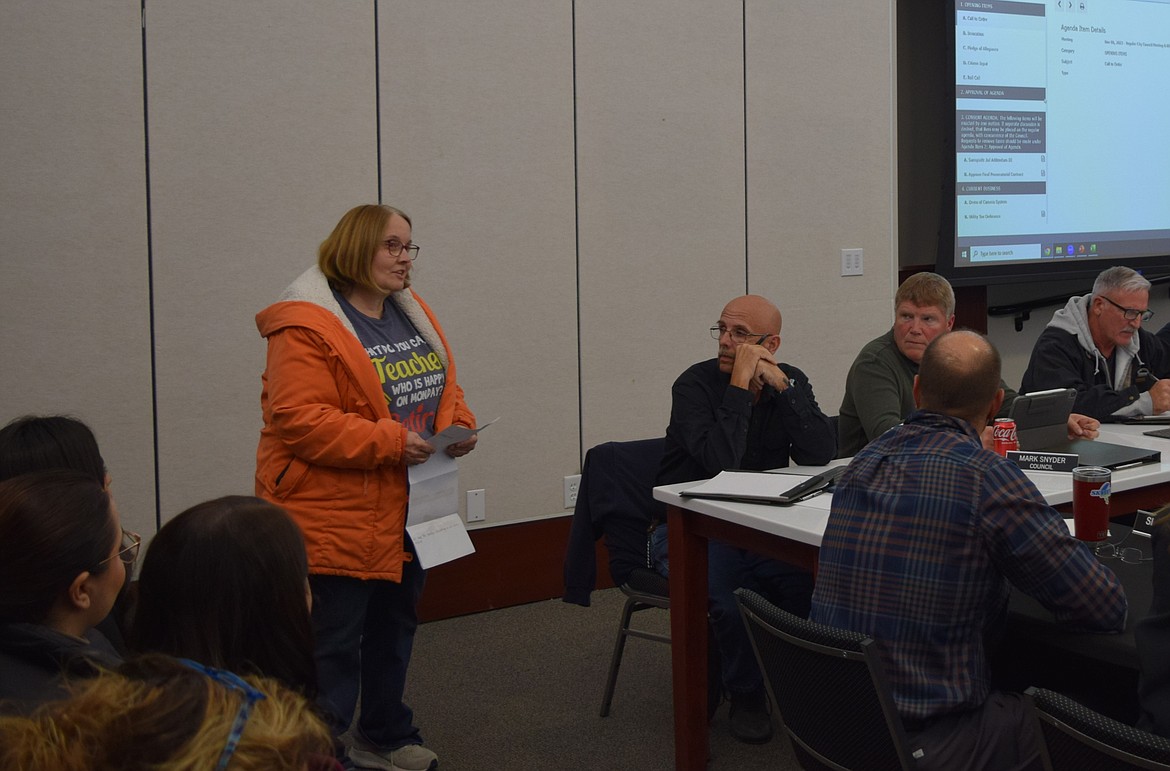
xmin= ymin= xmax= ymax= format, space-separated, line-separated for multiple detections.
xmin=178 ymin=658 xmax=266 ymax=771
xmin=383 ymin=239 xmax=420 ymax=261
xmin=100 ymin=528 xmax=141 ymax=567
xmin=1100 ymin=295 xmax=1154 ymax=322
xmin=1095 ymin=538 xmax=1152 ymax=564
xmin=710 ymin=325 xmax=771 ymax=345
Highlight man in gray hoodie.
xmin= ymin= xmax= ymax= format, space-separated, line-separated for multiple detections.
xmin=1021 ymin=266 xmax=1170 ymax=420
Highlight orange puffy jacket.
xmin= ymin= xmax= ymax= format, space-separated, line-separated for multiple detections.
xmin=255 ymin=266 xmax=474 ymax=582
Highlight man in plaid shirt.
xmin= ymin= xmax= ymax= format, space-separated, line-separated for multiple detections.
xmin=811 ymin=330 xmax=1127 ymax=771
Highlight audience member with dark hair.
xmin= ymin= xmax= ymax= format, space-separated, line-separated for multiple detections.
xmin=0 ymin=414 xmax=134 ymax=653
xmin=0 ymin=653 xmax=339 ymax=771
xmin=130 ymin=495 xmax=318 ymax=697
xmin=0 ymin=470 xmax=136 ymax=713
xmin=0 ymin=414 xmax=108 ymax=486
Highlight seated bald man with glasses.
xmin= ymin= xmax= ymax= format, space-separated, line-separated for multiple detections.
xmin=1022 ymin=265 xmax=1170 ymax=421
xmin=650 ymin=294 xmax=836 ymax=745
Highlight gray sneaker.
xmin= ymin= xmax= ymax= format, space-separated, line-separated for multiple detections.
xmin=349 ymin=740 xmax=438 ymax=771
xmin=389 ymin=744 xmax=438 ymax=771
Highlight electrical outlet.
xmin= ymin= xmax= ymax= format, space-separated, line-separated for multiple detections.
xmin=564 ymin=474 xmax=581 ymax=509
xmin=467 ymin=489 xmax=485 ymax=522
xmin=841 ymin=248 xmax=864 ymax=276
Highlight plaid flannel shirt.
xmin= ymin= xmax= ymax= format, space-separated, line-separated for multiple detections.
xmin=811 ymin=410 xmax=1127 ymax=721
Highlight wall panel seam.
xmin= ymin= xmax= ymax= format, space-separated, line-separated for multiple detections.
xmin=141 ymin=0 xmax=162 ymax=530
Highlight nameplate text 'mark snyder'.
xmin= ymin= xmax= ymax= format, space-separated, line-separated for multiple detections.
xmin=1006 ymin=450 xmax=1078 ymax=473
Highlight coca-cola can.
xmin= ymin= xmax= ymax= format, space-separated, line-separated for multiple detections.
xmin=993 ymin=418 xmax=1019 ymax=456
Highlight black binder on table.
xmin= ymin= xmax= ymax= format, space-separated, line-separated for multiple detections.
xmin=1009 ymin=388 xmax=1161 ymax=470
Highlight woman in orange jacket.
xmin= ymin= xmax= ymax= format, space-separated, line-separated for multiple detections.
xmin=255 ymin=204 xmax=476 ymax=771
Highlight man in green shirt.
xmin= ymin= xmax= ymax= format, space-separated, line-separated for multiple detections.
xmin=838 ymin=272 xmax=1098 ymax=457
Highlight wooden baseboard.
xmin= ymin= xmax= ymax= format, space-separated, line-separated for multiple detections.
xmin=417 ymin=515 xmax=613 ymax=622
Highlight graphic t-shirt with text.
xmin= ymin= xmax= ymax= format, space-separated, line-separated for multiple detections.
xmin=335 ymin=290 xmax=445 ymax=438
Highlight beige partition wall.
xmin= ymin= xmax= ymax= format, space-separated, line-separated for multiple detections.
xmin=377 ymin=2 xmax=579 ymax=523
xmin=145 ymin=1 xmax=380 ymax=518
xmin=575 ymin=1 xmax=749 ymax=451
xmin=0 ymin=2 xmax=155 ymax=535
xmin=745 ymin=1 xmax=897 ymax=415
xmin=2 ymin=1 xmax=903 ymax=536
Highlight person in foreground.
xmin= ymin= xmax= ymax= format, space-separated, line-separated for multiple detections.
xmin=0 ymin=653 xmax=338 ymax=771
xmin=812 ymin=330 xmax=1128 ymax=770
xmin=838 ymin=271 xmax=1097 ymax=457
xmin=0 ymin=470 xmax=134 ymax=713
xmin=0 ymin=414 xmax=136 ymax=654
xmin=256 ymin=204 xmax=477 ymax=771
xmin=1022 ymin=265 xmax=1170 ymax=420
xmin=651 ymin=294 xmax=836 ymax=744
xmin=130 ymin=496 xmax=318 ymax=698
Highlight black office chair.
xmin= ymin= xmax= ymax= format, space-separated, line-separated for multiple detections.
xmin=1025 ymin=687 xmax=1170 ymax=770
xmin=735 ymin=588 xmax=915 ymax=771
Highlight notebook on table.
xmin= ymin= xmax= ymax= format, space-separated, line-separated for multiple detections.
xmin=1008 ymin=388 xmax=1161 ymax=470
xmin=679 ymin=466 xmax=846 ymax=506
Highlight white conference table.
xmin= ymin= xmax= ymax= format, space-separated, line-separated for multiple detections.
xmin=653 ymin=423 xmax=1170 ymax=771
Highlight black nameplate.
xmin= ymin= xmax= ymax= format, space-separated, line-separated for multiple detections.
xmin=1133 ymin=509 xmax=1159 ymax=539
xmin=1006 ymin=450 xmax=1078 ymax=472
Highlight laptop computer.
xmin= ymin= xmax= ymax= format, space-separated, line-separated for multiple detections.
xmin=1008 ymin=388 xmax=1161 ymax=469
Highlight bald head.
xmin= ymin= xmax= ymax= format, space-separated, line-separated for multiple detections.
xmin=915 ymin=330 xmax=1003 ymax=427
xmin=721 ymin=295 xmax=782 ymax=336
xmin=714 ymin=295 xmax=783 ymax=377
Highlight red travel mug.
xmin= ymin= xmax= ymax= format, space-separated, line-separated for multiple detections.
xmin=1071 ymin=466 xmax=1111 ymax=542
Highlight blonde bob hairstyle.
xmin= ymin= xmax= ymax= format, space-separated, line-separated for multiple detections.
xmin=318 ymin=204 xmax=413 ymax=294
xmin=0 ymin=654 xmax=335 ymax=771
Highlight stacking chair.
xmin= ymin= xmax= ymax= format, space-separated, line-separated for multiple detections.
xmin=561 ymin=437 xmax=721 ymax=717
xmin=579 ymin=438 xmax=674 ymax=718
xmin=598 ymin=529 xmax=721 ymax=719
xmin=599 ymin=563 xmax=673 ymax=717
xmin=1025 ymin=687 xmax=1170 ymax=770
xmin=735 ymin=587 xmax=915 ymax=771
xmin=562 ymin=438 xmax=667 ymax=608
xmin=560 ymin=437 xmax=672 ymax=716
xmin=561 ymin=437 xmax=725 ymax=720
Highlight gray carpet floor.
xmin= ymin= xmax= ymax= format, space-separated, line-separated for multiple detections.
xmin=403 ymin=587 xmax=801 ymax=770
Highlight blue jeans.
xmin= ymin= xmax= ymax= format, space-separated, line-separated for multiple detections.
xmin=650 ymin=524 xmax=813 ymax=696
xmin=310 ymin=538 xmax=426 ymax=750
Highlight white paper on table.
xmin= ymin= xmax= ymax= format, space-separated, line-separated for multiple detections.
xmin=429 ymin=417 xmax=500 ymax=452
xmin=407 ymin=451 xmax=459 ymax=527
xmin=406 ymin=513 xmax=475 ymax=569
